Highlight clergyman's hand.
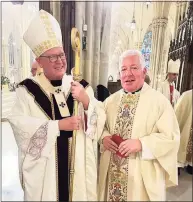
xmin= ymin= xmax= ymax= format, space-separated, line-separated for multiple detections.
xmin=119 ymin=139 xmax=142 ymax=157
xmin=58 ymin=116 xmax=81 ymax=131
xmin=71 ymin=81 xmax=90 ymax=110
xmin=102 ymin=136 xmax=118 ymax=153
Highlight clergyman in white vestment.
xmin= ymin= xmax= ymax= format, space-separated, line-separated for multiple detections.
xmin=98 ymin=50 xmax=180 ymax=201
xmin=159 ymin=59 xmax=180 ymax=107
xmin=8 ymin=10 xmax=106 ymax=201
xmin=175 ymin=89 xmax=192 ymax=174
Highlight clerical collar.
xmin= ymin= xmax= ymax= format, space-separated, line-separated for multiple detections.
xmin=50 ymin=80 xmax=62 ymax=87
xmin=124 ymin=87 xmax=142 ymax=94
xmin=169 ymin=81 xmax=174 ymax=85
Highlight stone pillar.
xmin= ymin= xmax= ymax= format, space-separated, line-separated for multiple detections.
xmin=12 ymin=24 xmax=19 ymax=82
xmin=178 ymin=2 xmax=185 ymax=24
xmin=92 ymin=2 xmax=103 ymax=88
xmin=52 ymin=0 xmax=60 ymax=24
xmin=4 ymin=44 xmax=9 ymax=78
xmin=137 ymin=2 xmax=144 ymax=49
xmin=99 ymin=3 xmax=112 ymax=87
xmin=84 ymin=2 xmax=94 ymax=85
xmin=20 ymin=8 xmax=31 ymax=80
xmin=150 ymin=18 xmax=168 ymax=88
xmin=21 ymin=43 xmax=30 ymax=79
xmin=150 ymin=2 xmax=171 ymax=89
xmin=181 ymin=2 xmax=187 ymax=18
xmin=75 ymin=1 xmax=86 ymax=75
xmin=60 ymin=1 xmax=75 ymax=74
xmin=2 ymin=41 xmax=6 ymax=75
xmin=174 ymin=2 xmax=180 ymax=39
xmin=75 ymin=2 xmax=112 ymax=88
xmin=185 ymin=1 xmax=189 ymax=14
xmin=39 ymin=1 xmax=50 ymax=13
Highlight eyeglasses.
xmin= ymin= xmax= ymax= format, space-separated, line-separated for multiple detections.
xmin=40 ymin=54 xmax=66 ymax=63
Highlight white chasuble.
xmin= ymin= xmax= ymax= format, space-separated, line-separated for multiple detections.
xmin=98 ymin=83 xmax=180 ymax=201
xmin=8 ymin=73 xmax=106 ymax=201
xmin=175 ymin=90 xmax=192 ymax=167
xmin=159 ymin=80 xmax=180 ymax=107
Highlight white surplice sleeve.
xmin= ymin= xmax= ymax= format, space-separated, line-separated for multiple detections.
xmin=80 ymin=86 xmax=106 ymax=163
xmin=98 ymin=98 xmax=112 ymax=154
xmin=7 ymin=87 xmax=61 ymax=201
xmin=84 ymin=86 xmax=106 ymax=141
xmin=8 ymin=87 xmax=60 ymax=159
xmin=139 ymin=96 xmax=180 ymax=187
xmin=140 ymin=140 xmax=155 ymax=160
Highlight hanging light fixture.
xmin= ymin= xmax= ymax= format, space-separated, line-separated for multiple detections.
xmin=146 ymin=1 xmax=151 ymax=9
xmin=130 ymin=1 xmax=136 ymax=30
xmin=131 ymin=16 xmax=136 ymax=30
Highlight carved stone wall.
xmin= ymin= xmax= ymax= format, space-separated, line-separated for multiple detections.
xmin=39 ymin=1 xmax=51 ymax=13
xmin=168 ymin=2 xmax=193 ymax=93
xmin=60 ymin=1 xmax=75 ymax=74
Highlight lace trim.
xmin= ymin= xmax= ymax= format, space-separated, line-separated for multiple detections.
xmin=27 ymin=122 xmax=48 ymax=160
xmin=86 ymin=107 xmax=98 ymax=139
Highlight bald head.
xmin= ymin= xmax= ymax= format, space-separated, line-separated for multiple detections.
xmin=31 ymin=61 xmax=42 ymax=76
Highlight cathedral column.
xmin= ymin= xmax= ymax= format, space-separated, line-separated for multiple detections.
xmin=75 ymin=1 xmax=86 ymax=75
xmin=4 ymin=43 xmax=9 ymax=76
xmin=98 ymin=2 xmax=112 ymax=87
xmin=20 ymin=9 xmax=31 ymax=80
xmin=21 ymin=41 xmax=30 ymax=79
xmin=149 ymin=2 xmax=171 ymax=89
xmin=174 ymin=2 xmax=180 ymax=39
xmin=181 ymin=2 xmax=187 ymax=18
xmin=84 ymin=2 xmax=94 ymax=85
xmin=85 ymin=2 xmax=112 ymax=88
xmin=75 ymin=2 xmax=112 ymax=88
xmin=39 ymin=1 xmax=50 ymax=13
xmin=2 ymin=39 xmax=6 ymax=75
xmin=52 ymin=0 xmax=60 ymax=24
xmin=60 ymin=1 xmax=75 ymax=74
xmin=92 ymin=2 xmax=103 ymax=88
xmin=136 ymin=2 xmax=144 ymax=51
xmin=173 ymin=2 xmax=187 ymax=39
xmin=12 ymin=24 xmax=19 ymax=83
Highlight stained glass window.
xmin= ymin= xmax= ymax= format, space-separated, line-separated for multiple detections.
xmin=141 ymin=31 xmax=152 ymax=70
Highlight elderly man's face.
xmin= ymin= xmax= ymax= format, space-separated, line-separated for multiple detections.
xmin=120 ymin=55 xmax=146 ymax=92
xmin=168 ymin=73 xmax=178 ymax=82
xmin=37 ymin=47 xmax=67 ymax=80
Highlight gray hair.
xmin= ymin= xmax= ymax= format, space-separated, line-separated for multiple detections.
xmin=119 ymin=50 xmax=146 ymax=71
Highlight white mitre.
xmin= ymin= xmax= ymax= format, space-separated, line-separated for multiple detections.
xmin=23 ymin=10 xmax=63 ymax=57
xmin=168 ymin=59 xmax=180 ymax=74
